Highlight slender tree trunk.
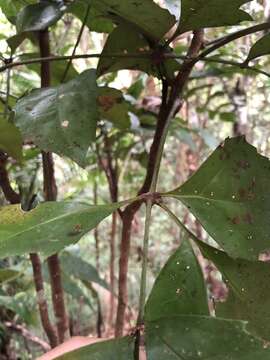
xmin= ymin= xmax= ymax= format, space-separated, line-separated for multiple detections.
xmin=39 ymin=24 xmax=69 ymax=343
xmin=115 ymin=30 xmax=204 ymax=337
xmin=30 ymin=253 xmax=59 ymax=347
xmin=0 ymin=152 xmax=58 ymax=347
xmin=109 ymin=210 xmax=117 ymax=328
xmin=97 ymin=137 xmax=119 ymax=330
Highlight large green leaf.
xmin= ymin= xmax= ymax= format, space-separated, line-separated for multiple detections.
xmin=56 ymin=336 xmax=134 ymax=360
xmin=67 ymin=0 xmax=113 ymax=33
xmin=60 ymin=251 xmax=108 ymax=290
xmin=247 ymin=34 xmax=270 ymax=62
xmin=167 ymin=136 xmax=270 ymax=260
xmin=97 ymin=24 xmax=179 ymax=78
xmin=89 ymin=0 xmax=176 ymax=41
xmin=197 ymin=240 xmax=270 ymax=341
xmin=0 ymin=201 xmax=119 ymax=258
xmin=7 ymin=33 xmax=30 ymax=53
xmin=146 ymin=315 xmax=270 ymax=359
xmin=145 ymin=239 xmax=208 ymax=321
xmin=97 ymin=24 xmax=180 ymax=78
xmin=14 ymin=69 xmax=98 ymax=167
xmin=97 ymin=24 xmax=152 ymax=77
xmin=0 ymin=118 xmax=22 ymax=162
xmin=16 ymin=1 xmax=63 ymax=34
xmin=177 ymin=0 xmax=252 ymax=35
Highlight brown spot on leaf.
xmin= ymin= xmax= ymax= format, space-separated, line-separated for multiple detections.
xmin=98 ymin=95 xmax=119 ymax=111
xmin=236 ymin=160 xmax=250 ymax=169
xmin=238 ymin=188 xmax=246 ymax=199
xmin=231 ymin=216 xmax=241 ymax=225
xmin=242 ymin=212 xmax=253 ymax=225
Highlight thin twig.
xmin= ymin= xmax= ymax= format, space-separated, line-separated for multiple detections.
xmin=201 ymin=57 xmax=270 ymax=78
xmin=61 ymin=4 xmax=90 ymax=82
xmin=198 ymin=22 xmax=270 ymax=60
xmin=0 ymin=52 xmax=154 ymax=73
xmin=39 ymin=26 xmax=69 ymax=344
xmin=0 ymin=153 xmax=58 ymax=348
xmin=4 ymin=321 xmax=51 ymax=352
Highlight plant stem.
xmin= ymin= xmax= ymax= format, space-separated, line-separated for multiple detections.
xmin=30 ymin=253 xmax=59 ymax=348
xmin=158 ymin=202 xmax=199 ymax=243
xmin=115 ymin=30 xmax=204 ymax=340
xmin=0 ymin=152 xmax=58 ymax=348
xmin=137 ymin=199 xmax=152 ymax=326
xmin=39 ymin=24 xmax=69 ymax=343
xmin=61 ymin=4 xmax=90 ymax=82
xmin=1 ymin=53 xmax=270 ymax=79
xmin=198 ymin=22 xmax=270 ymax=60
xmin=134 ymin=199 xmax=152 ymax=360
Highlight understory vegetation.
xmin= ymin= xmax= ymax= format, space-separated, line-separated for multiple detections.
xmin=0 ymin=0 xmax=270 ymax=359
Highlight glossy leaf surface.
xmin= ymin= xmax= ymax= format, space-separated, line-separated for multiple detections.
xmin=198 ymin=240 xmax=270 ymax=341
xmin=97 ymin=24 xmax=152 ymax=77
xmin=0 ymin=201 xmax=119 ymax=258
xmin=247 ymin=34 xmax=270 ymax=61
xmin=67 ymin=0 xmax=113 ymax=33
xmin=97 ymin=24 xmax=179 ymax=78
xmin=177 ymin=0 xmax=252 ymax=35
xmin=56 ymin=336 xmax=134 ymax=360
xmin=146 ymin=315 xmax=270 ymax=359
xmin=14 ymin=70 xmax=98 ymax=167
xmin=0 ymin=118 xmax=22 ymax=162
xmin=16 ymin=1 xmax=63 ymax=33
xmin=145 ymin=239 xmax=208 ymax=321
xmin=90 ymin=0 xmax=176 ymax=41
xmin=168 ymin=137 xmax=270 ymax=259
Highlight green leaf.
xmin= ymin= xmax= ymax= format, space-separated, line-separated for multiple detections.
xmin=0 ymin=269 xmax=20 ymax=284
xmin=0 ymin=118 xmax=23 ymax=162
xmin=60 ymin=251 xmax=108 ymax=290
xmin=177 ymin=0 xmax=252 ymax=35
xmin=67 ymin=0 xmax=113 ymax=33
xmin=97 ymin=24 xmax=152 ymax=77
xmin=14 ymin=69 xmax=98 ymax=167
xmin=90 ymin=0 xmax=176 ymax=41
xmin=247 ymin=34 xmax=270 ymax=62
xmin=0 ymin=0 xmax=29 ymax=21
xmin=146 ymin=315 xmax=270 ymax=359
xmin=19 ymin=53 xmax=78 ymax=85
xmin=127 ymin=78 xmax=145 ymax=99
xmin=145 ymin=239 xmax=208 ymax=321
xmin=197 ymin=240 xmax=270 ymax=341
xmin=167 ymin=136 xmax=270 ymax=260
xmin=56 ymin=336 xmax=134 ymax=360
xmin=0 ymin=201 xmax=119 ymax=258
xmin=97 ymin=24 xmax=180 ymax=78
xmin=6 ymin=33 xmax=28 ymax=53
xmin=98 ymin=87 xmax=131 ymax=129
xmin=16 ymin=1 xmax=63 ymax=34
xmin=219 ymin=111 xmax=236 ymax=122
